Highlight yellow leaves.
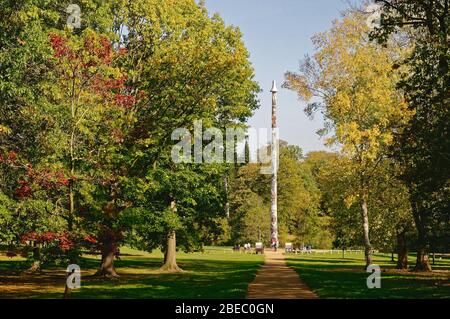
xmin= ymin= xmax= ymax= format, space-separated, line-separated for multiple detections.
xmin=334 ymin=91 xmax=352 ymax=114
xmin=344 ymin=195 xmax=358 ymax=208
xmin=336 ymin=121 xmax=396 ymax=162
xmin=17 ymin=38 xmax=26 ymax=46
xmin=0 ymin=125 xmax=12 ymax=135
xmin=287 ymin=13 xmax=417 ymax=168
xmin=284 ymin=72 xmax=313 ymax=101
xmin=324 ymin=137 xmax=336 ymax=148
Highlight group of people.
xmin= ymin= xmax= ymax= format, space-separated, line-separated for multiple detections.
xmin=303 ymin=245 xmax=313 ymax=253
xmin=233 ymin=243 xmax=252 ymax=252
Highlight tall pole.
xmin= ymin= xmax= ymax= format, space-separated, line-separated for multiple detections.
xmin=270 ymin=80 xmax=278 ymax=251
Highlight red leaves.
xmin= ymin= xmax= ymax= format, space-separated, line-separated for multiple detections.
xmin=0 ymin=151 xmax=18 ymax=164
xmin=82 ymin=34 xmax=113 ymax=65
xmin=20 ymin=231 xmax=78 ymax=251
xmin=1 ymin=150 xmax=69 ymax=198
xmin=92 ymin=75 xmax=147 ymax=110
xmin=13 ymin=167 xmax=70 ymax=199
xmin=97 ymin=36 xmax=113 ymax=64
xmin=115 ymin=93 xmax=136 ymax=109
xmin=50 ymin=32 xmax=112 ymax=63
xmin=21 ymin=231 xmax=39 ymax=242
xmin=7 ymin=151 xmax=17 ymax=161
xmin=58 ymin=233 xmax=75 ymax=251
xmin=115 ymin=90 xmax=146 ymax=109
xmin=15 ymin=180 xmax=32 ymax=198
xmin=40 ymin=231 xmax=57 ymax=242
xmin=27 ymin=168 xmax=70 ymax=191
xmin=83 ymin=235 xmax=98 ymax=244
xmin=92 ymin=75 xmax=126 ymax=93
xmin=50 ymin=32 xmax=115 ymax=68
xmin=0 ymin=150 xmax=21 ymax=166
xmin=49 ymin=33 xmax=73 ymax=59
xmin=118 ymin=47 xmax=127 ymax=56
xmin=48 ymin=31 xmax=147 ymax=112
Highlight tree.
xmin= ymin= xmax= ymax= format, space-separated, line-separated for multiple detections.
xmin=229 ymin=163 xmax=270 ymax=244
xmin=370 ymin=0 xmax=450 ymax=271
xmin=284 ymin=12 xmax=413 ymax=267
xmin=278 ymin=145 xmax=327 ymax=247
xmin=314 ymin=152 xmax=413 ymax=267
xmin=0 ymin=0 xmax=144 ymax=278
xmin=44 ymin=29 xmax=136 ymax=276
xmin=228 ymin=143 xmax=327 ymax=247
xmin=0 ymin=0 xmax=260 ymax=276
xmin=113 ymin=0 xmax=259 ymax=272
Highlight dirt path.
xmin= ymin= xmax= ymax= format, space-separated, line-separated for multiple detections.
xmin=247 ymin=250 xmax=318 ymax=299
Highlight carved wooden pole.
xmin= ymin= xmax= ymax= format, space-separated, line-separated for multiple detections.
xmin=270 ymin=81 xmax=279 ymax=250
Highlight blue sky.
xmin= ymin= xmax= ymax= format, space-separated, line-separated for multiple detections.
xmin=204 ymin=0 xmax=350 ymax=153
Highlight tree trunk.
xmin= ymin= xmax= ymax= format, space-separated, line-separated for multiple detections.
xmin=95 ymin=241 xmax=119 ymax=277
xmin=415 ymin=245 xmax=432 ymax=271
xmin=224 ymin=176 xmax=230 ymax=219
xmin=28 ymin=241 xmax=41 ymax=272
xmin=66 ymin=181 xmax=79 ymax=265
xmin=68 ymin=182 xmax=74 ymax=231
xmin=411 ymin=201 xmax=432 ymax=271
xmin=359 ymin=198 xmax=372 ymax=268
xmin=158 ymin=230 xmax=183 ymax=273
xmin=63 ymin=281 xmax=71 ymax=299
xmin=396 ymin=231 xmax=408 ymax=269
xmin=158 ymin=200 xmax=183 ymax=273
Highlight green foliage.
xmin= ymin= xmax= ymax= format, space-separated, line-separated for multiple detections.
xmin=316 ymin=153 xmax=413 ymax=251
xmin=228 ymin=142 xmax=331 ymax=248
xmin=371 ymin=0 xmax=450 ymax=263
xmin=0 ymin=0 xmax=260 ymax=271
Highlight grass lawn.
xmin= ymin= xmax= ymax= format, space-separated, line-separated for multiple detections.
xmin=0 ymin=246 xmax=264 ymax=299
xmin=286 ymin=252 xmax=450 ymax=299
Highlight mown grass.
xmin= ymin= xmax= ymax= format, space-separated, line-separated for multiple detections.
xmin=2 ymin=247 xmax=448 ymax=299
xmin=0 ymin=246 xmax=264 ymax=299
xmin=286 ymin=252 xmax=450 ymax=299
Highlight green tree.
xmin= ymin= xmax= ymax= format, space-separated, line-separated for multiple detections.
xmin=229 ymin=163 xmax=270 ymax=245
xmin=228 ymin=143 xmax=327 ymax=248
xmin=0 ymin=0 xmax=119 ymax=272
xmin=113 ymin=0 xmax=259 ymax=272
xmin=371 ymin=0 xmax=450 ymax=271
xmin=315 ymin=152 xmax=413 ymax=267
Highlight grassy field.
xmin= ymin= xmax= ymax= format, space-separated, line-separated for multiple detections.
xmin=0 ymin=246 xmax=264 ymax=299
xmin=286 ymin=252 xmax=450 ymax=299
xmin=2 ymin=247 xmax=449 ymax=299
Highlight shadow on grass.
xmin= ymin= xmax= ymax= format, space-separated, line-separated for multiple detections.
xmin=0 ymin=253 xmax=264 ymax=299
xmin=73 ymin=257 xmax=262 ymax=299
xmin=286 ymin=255 xmax=450 ymax=299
